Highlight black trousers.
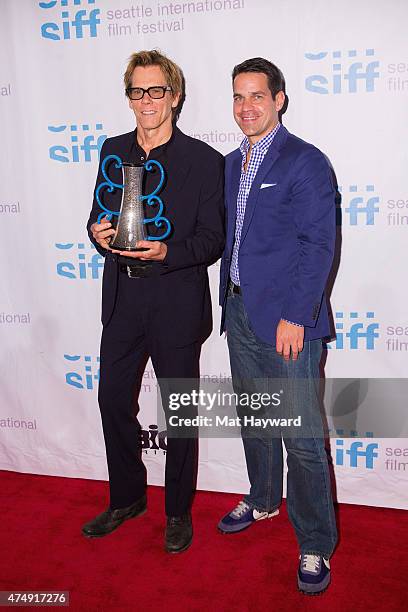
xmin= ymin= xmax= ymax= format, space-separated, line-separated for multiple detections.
xmin=98 ymin=270 xmax=200 ymax=516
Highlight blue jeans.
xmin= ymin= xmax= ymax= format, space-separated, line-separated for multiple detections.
xmin=225 ymin=293 xmax=337 ymax=557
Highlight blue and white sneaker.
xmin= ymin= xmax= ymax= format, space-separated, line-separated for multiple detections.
xmin=218 ymin=500 xmax=279 ymax=534
xmin=298 ymin=554 xmax=331 ymax=595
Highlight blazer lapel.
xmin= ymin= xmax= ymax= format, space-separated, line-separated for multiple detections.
xmin=226 ymin=153 xmax=242 ymax=253
xmin=240 ymin=126 xmax=288 ymax=245
xmin=123 ymin=129 xmax=137 ymax=162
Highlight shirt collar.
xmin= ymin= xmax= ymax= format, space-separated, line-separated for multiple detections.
xmin=131 ymin=125 xmax=176 ymax=158
xmin=239 ymin=122 xmax=281 ymax=157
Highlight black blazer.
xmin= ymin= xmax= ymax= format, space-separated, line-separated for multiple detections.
xmin=87 ymin=127 xmax=225 ymax=347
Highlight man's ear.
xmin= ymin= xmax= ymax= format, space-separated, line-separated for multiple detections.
xmin=275 ymin=90 xmax=285 ymax=112
xmin=172 ymin=91 xmax=181 ymax=109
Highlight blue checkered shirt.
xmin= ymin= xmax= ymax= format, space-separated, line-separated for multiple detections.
xmin=229 ymin=123 xmax=281 ymax=286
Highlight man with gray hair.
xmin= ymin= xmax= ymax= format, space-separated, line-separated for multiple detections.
xmin=83 ymin=50 xmax=224 ymax=553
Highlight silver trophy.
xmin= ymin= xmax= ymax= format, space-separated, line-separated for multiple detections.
xmin=96 ymin=155 xmax=171 ymax=251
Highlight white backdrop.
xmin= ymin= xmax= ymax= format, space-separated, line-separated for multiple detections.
xmin=0 ymin=0 xmax=407 ymax=509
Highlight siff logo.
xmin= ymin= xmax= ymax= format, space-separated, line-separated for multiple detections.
xmin=140 ymin=424 xmax=167 ymax=454
xmin=39 ymin=0 xmax=100 ymax=41
xmin=305 ymin=48 xmax=380 ymax=94
xmin=330 ymin=311 xmax=379 ymax=350
xmin=340 ymin=184 xmax=380 ymax=226
xmin=55 ymin=242 xmax=104 ymax=279
xmin=48 ymin=123 xmax=106 ymax=163
xmin=335 ymin=439 xmax=379 ymax=469
xmin=64 ymin=353 xmax=99 ymax=389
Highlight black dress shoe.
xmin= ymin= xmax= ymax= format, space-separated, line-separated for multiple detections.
xmin=165 ymin=513 xmax=193 ymax=553
xmin=82 ymin=495 xmax=147 ymax=538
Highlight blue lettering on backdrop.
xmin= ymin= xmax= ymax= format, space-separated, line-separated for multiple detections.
xmin=40 ymin=0 xmax=100 ymax=41
xmin=305 ymin=49 xmax=380 ymax=94
xmin=48 ymin=124 xmax=106 ymax=163
xmin=335 ymin=440 xmax=379 ymax=468
xmin=64 ymin=354 xmax=100 ymax=390
xmin=340 ymin=185 xmax=380 ymax=225
xmin=55 ymin=243 xmax=104 ymax=280
xmin=330 ymin=312 xmax=380 ymax=350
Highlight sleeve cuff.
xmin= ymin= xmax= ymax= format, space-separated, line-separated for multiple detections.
xmin=282 ymin=319 xmax=304 ymax=328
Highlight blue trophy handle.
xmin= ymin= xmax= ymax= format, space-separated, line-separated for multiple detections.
xmin=142 ymin=160 xmax=171 ymax=241
xmin=102 ymin=155 xmax=124 ymax=188
xmin=149 ymin=216 xmax=172 ymax=240
xmin=95 ymin=155 xmax=171 ymax=240
xmin=143 ymin=196 xmax=164 ymax=221
xmin=95 ymin=155 xmax=124 ymax=223
xmin=141 ymin=160 xmax=165 ymax=198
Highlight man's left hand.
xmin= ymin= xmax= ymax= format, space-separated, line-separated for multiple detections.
xmin=112 ymin=241 xmax=167 ymax=261
xmin=276 ymin=319 xmax=304 ymax=361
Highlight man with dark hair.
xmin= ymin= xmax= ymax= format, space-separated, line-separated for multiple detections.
xmin=218 ymin=57 xmax=337 ymax=594
xmin=82 ymin=50 xmax=224 ymax=553
xmin=232 ymin=57 xmax=286 ymax=98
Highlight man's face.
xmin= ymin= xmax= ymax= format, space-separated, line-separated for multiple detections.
xmin=128 ymin=65 xmax=180 ymax=132
xmin=233 ymin=72 xmax=285 ymax=144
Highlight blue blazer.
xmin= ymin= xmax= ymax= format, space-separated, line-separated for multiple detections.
xmin=219 ymin=125 xmax=335 ymax=344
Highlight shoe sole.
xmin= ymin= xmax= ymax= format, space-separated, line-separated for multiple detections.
xmin=217 ymin=509 xmax=279 ymax=535
xmin=298 ymin=585 xmax=329 ymax=596
xmin=165 ymin=537 xmax=193 ymax=554
xmin=298 ymin=574 xmax=330 ymax=595
xmin=218 ymin=522 xmax=252 ymax=535
xmin=82 ymin=507 xmax=147 ymax=538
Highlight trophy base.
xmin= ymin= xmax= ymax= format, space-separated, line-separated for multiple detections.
xmin=111 ymin=245 xmax=149 ymax=252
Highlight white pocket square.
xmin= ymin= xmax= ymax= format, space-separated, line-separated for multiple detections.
xmin=260 ymin=183 xmax=277 ymax=189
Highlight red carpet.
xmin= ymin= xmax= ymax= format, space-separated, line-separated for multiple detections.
xmin=0 ymin=470 xmax=406 ymax=611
